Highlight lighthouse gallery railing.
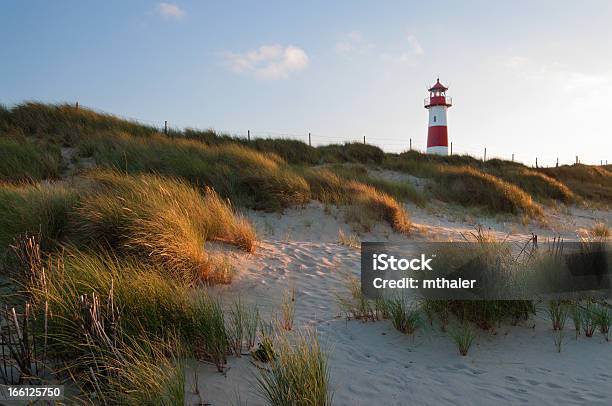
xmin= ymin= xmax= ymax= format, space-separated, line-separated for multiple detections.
xmin=424 ymin=96 xmax=452 ymax=107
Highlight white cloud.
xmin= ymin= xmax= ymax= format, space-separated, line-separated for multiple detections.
xmin=377 ymin=33 xmax=424 ymax=66
xmin=406 ymin=34 xmax=424 ymax=55
xmin=335 ymin=31 xmax=375 ymax=55
xmin=156 ymin=3 xmax=185 ymax=19
xmin=224 ymin=45 xmax=309 ymax=80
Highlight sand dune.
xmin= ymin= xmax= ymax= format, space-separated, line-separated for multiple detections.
xmin=188 ymin=202 xmax=612 ymax=405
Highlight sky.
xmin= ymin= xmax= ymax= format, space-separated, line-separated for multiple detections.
xmin=1 ymin=0 xmax=611 ymax=166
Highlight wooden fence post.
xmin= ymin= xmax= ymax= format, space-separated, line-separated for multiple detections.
xmin=450 ymin=142 xmax=453 ymax=156
xmin=363 ymin=136 xmax=366 ymax=145
xmin=248 ymin=130 xmax=250 ymax=142
xmin=164 ymin=120 xmax=168 ymax=135
xmin=309 ymin=132 xmax=311 ymax=147
xmin=484 ymin=147 xmax=487 ymax=162
xmin=409 ymin=138 xmax=412 ymax=151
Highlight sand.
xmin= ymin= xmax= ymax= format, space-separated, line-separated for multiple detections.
xmin=186 ymin=190 xmax=612 ymax=405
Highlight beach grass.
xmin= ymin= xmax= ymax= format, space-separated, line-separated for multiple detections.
xmin=72 ymin=170 xmax=255 ymax=283
xmin=590 ymin=222 xmax=610 ymax=238
xmin=279 ymin=289 xmax=296 ymax=331
xmin=1 ymin=171 xmax=256 ymax=285
xmin=0 ymin=182 xmax=78 ymax=253
xmin=581 ymin=300 xmax=597 ymax=337
xmin=7 ymin=240 xmax=249 ymax=399
xmin=72 ymin=334 xmax=186 ymax=406
xmin=449 ymin=323 xmax=476 ymax=356
xmin=77 ymin=132 xmax=311 ymax=211
xmin=542 ymin=164 xmax=612 ymax=205
xmin=547 ymin=300 xmax=569 ymax=331
xmin=594 ymin=303 xmax=611 ymax=340
xmin=256 ymin=329 xmax=332 ymax=406
xmin=227 ymin=296 xmax=260 ymax=356
xmin=325 ymin=163 xmax=426 ymax=206
xmin=433 ymin=166 xmax=544 ymax=218
xmin=336 ymin=275 xmax=384 ymax=321
xmin=387 ymin=297 xmax=422 ymax=335
xmin=337 ymin=229 xmax=360 ymax=249
xmin=0 ymin=136 xmax=62 ymax=182
xmin=303 ymin=168 xmax=411 ymax=234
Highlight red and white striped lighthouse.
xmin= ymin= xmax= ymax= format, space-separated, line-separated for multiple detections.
xmin=424 ymin=78 xmax=452 ymax=155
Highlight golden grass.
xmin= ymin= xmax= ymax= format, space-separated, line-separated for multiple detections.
xmin=0 ymin=136 xmax=62 ymax=182
xmin=302 ymin=168 xmax=411 ymax=234
xmin=542 ymin=164 xmax=612 ymax=204
xmin=256 ymin=328 xmax=332 ymax=406
xmin=15 ymin=243 xmax=219 ymax=403
xmin=492 ymin=167 xmax=576 ymax=204
xmin=337 ymin=229 xmax=360 ymax=249
xmin=324 ymin=163 xmax=426 ymax=206
xmin=79 ymin=131 xmax=311 ymax=210
xmin=0 ymin=182 xmax=78 ymax=252
xmin=434 ymin=166 xmax=543 ymax=218
xmin=590 ymin=222 xmax=610 ymax=238
xmin=73 ymin=170 xmax=256 ymax=283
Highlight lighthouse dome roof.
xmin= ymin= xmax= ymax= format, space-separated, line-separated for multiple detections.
xmin=428 ymin=78 xmax=448 ymax=91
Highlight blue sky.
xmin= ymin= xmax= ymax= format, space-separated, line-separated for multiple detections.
xmin=1 ymin=1 xmax=611 ymax=166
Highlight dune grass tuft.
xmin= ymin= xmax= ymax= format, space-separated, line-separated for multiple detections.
xmin=0 ymin=136 xmax=63 ymax=182
xmin=318 ymin=142 xmax=385 ymax=164
xmin=450 ymin=323 xmax=476 ymax=356
xmin=1 ymin=170 xmax=256 ymax=284
xmin=490 ymin=167 xmax=576 ymax=204
xmin=419 ymin=230 xmax=536 ymax=330
xmin=590 ymin=222 xmax=610 ymax=238
xmin=73 ymin=335 xmax=186 ymax=406
xmin=581 ymin=300 xmax=597 ymax=337
xmin=192 ymin=295 xmax=230 ymax=371
xmin=279 ymin=289 xmax=296 ymax=331
xmin=434 ymin=166 xmax=543 ymax=218
xmin=542 ymin=164 xmax=612 ymax=204
xmin=227 ymin=297 xmax=260 ymax=356
xmin=547 ymin=300 xmax=569 ymax=331
xmin=325 ymin=163 xmax=426 ymax=206
xmin=569 ymin=301 xmax=582 ymax=339
xmin=0 ymin=182 xmax=78 ymax=252
xmin=337 ymin=229 xmax=360 ymax=249
xmin=593 ymin=303 xmax=611 ymax=340
xmin=387 ymin=297 xmax=422 ymax=335
xmin=304 ymin=168 xmax=411 ymax=234
xmin=248 ymin=138 xmax=320 ymax=164
xmin=256 ymin=329 xmax=332 ymax=406
xmin=336 ymin=275 xmax=386 ymax=321
xmin=15 ymin=241 xmax=238 ymax=390
xmin=72 ymin=170 xmax=255 ymax=283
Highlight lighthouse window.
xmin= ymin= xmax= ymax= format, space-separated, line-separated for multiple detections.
xmin=433 ymin=116 xmax=437 ymax=122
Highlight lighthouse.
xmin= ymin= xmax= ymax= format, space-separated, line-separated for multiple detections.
xmin=424 ymin=78 xmax=452 ymax=155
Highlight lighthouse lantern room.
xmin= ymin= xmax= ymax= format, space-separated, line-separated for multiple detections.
xmin=424 ymin=78 xmax=452 ymax=155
